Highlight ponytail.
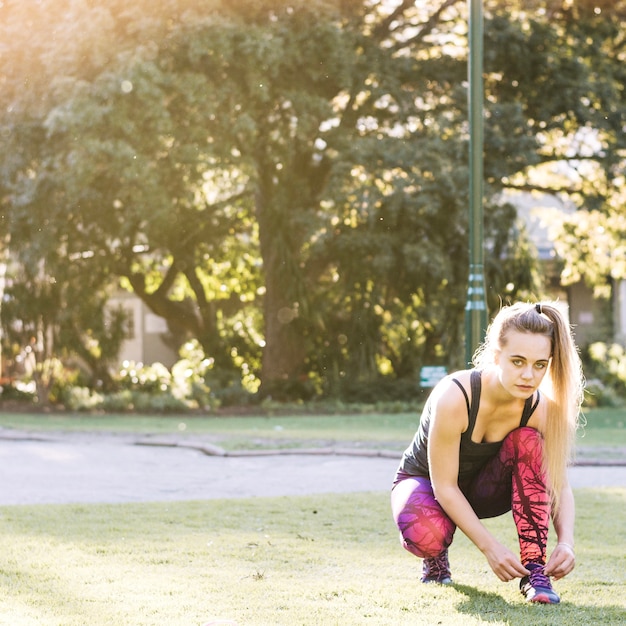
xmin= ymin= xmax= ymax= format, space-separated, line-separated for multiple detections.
xmin=537 ymin=303 xmax=584 ymax=509
xmin=473 ymin=301 xmax=585 ymax=510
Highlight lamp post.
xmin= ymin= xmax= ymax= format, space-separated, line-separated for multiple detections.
xmin=465 ymin=0 xmax=488 ymax=365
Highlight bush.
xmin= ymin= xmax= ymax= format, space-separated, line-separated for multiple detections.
xmin=101 ymin=390 xmax=135 ymax=412
xmin=336 ymin=377 xmax=422 ymax=404
xmin=583 ymin=342 xmax=626 ymax=406
xmin=127 ymin=390 xmax=188 ymax=413
xmin=48 ymin=362 xmax=89 ymax=405
xmin=63 ymin=386 xmax=104 ymax=411
xmin=256 ymin=376 xmax=317 ymax=403
xmin=209 ymin=380 xmax=250 ymax=407
xmin=118 ymin=361 xmax=172 ymax=393
xmin=583 ymin=379 xmax=623 ymax=408
xmin=0 ymin=380 xmax=37 ymax=403
xmin=97 ymin=389 xmax=189 ymax=413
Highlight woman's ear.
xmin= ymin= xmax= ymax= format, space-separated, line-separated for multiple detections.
xmin=493 ymin=349 xmax=501 ymax=365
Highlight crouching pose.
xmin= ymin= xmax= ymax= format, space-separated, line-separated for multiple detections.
xmin=391 ymin=302 xmax=584 ymax=603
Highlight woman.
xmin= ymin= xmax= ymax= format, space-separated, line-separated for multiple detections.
xmin=391 ymin=302 xmax=584 ymax=603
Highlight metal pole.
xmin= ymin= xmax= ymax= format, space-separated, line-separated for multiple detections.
xmin=465 ymin=0 xmax=488 ymax=366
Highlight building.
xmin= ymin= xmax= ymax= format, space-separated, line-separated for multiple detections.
xmin=107 ymin=290 xmax=178 ymax=368
xmin=513 ymin=191 xmax=625 ymax=348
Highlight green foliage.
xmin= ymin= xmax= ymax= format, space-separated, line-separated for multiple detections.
xmin=583 ymin=380 xmax=623 ymax=409
xmin=582 ymin=342 xmax=626 ymax=407
xmin=56 ymin=344 xmax=256 ymax=411
xmin=117 ymin=361 xmax=171 ymax=394
xmin=0 ymin=407 xmax=623 ymax=455
xmin=63 ymin=386 xmax=104 ymax=411
xmin=337 ymin=377 xmax=423 ymax=404
xmin=0 ymin=380 xmax=37 ymax=403
xmin=2 ymin=0 xmax=626 ymax=403
xmin=484 ymin=0 xmax=626 ymax=301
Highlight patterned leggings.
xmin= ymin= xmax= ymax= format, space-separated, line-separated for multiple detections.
xmin=391 ymin=427 xmax=549 ymax=566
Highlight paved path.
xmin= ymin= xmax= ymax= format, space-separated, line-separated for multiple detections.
xmin=1 ymin=432 xmax=625 ymax=506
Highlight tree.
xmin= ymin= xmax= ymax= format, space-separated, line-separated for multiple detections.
xmin=5 ymin=0 xmax=622 ymax=401
xmin=482 ymin=0 xmax=626 ymax=303
xmin=0 ymin=0 xmax=541 ymax=397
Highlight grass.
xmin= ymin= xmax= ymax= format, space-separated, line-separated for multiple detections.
xmin=0 ymin=407 xmax=624 ymax=454
xmin=0 ymin=407 xmax=624 ymax=623
xmin=0 ymin=489 xmax=624 ymax=625
xmin=0 ymin=410 xmax=418 ymax=440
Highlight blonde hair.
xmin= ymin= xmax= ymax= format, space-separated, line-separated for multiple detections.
xmin=473 ymin=302 xmax=584 ymax=510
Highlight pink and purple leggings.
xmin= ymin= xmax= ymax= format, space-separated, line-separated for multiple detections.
xmin=391 ymin=427 xmax=549 ymax=566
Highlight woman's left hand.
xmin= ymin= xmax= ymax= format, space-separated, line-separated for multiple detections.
xmin=544 ymin=543 xmax=575 ymax=580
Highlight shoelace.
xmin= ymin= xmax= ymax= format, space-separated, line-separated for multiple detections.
xmin=528 ymin=565 xmax=551 ymax=589
xmin=427 ymin=552 xmax=450 ymax=577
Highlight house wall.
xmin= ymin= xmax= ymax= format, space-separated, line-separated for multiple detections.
xmin=108 ymin=292 xmax=178 ymax=368
xmin=567 ymin=282 xmax=612 ymax=348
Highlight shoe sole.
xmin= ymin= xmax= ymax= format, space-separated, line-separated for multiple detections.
xmin=527 ymin=593 xmax=560 ymax=604
xmin=422 ymin=577 xmax=453 ymax=585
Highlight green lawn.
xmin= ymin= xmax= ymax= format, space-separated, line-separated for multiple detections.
xmin=0 ymin=409 xmax=624 ymax=624
xmin=0 ymin=406 xmax=624 ymax=454
xmin=0 ymin=490 xmax=624 ymax=625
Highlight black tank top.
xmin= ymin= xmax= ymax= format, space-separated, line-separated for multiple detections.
xmin=397 ymin=370 xmax=540 ymax=483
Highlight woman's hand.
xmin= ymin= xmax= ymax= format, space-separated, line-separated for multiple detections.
xmin=544 ymin=542 xmax=575 ymax=580
xmin=483 ymin=541 xmax=530 ymax=582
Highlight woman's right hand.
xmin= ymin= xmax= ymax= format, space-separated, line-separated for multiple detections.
xmin=484 ymin=541 xmax=530 ymax=582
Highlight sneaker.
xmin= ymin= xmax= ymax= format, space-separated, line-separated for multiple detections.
xmin=421 ymin=549 xmax=452 ymax=584
xmin=520 ymin=563 xmax=560 ymax=604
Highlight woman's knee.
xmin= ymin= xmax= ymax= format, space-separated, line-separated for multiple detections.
xmin=398 ymin=527 xmax=451 ymax=559
xmin=501 ymin=426 xmax=545 ymax=475
xmin=504 ymin=426 xmax=543 ymax=453
xmin=393 ymin=502 xmax=454 ymax=558
xmin=391 ymin=476 xmax=455 ymax=558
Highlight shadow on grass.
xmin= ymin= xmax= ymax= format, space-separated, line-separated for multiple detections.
xmin=452 ymin=583 xmax=625 ymax=625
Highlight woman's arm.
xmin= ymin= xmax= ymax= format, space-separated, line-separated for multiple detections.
xmin=428 ymin=381 xmax=530 ymax=582
xmin=545 ymin=481 xmax=576 ymax=579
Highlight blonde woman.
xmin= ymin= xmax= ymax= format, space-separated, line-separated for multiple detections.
xmin=391 ymin=302 xmax=584 ymax=603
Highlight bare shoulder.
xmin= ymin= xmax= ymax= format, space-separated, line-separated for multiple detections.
xmin=429 ymin=370 xmax=472 ymax=434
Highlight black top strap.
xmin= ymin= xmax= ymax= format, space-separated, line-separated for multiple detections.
xmin=452 ymin=370 xmax=540 ymax=434
xmin=521 ymin=390 xmax=541 ymax=425
xmin=451 ymin=371 xmax=481 ymax=437
xmin=469 ymin=370 xmax=482 ymax=421
xmin=451 ymin=378 xmax=470 ymax=415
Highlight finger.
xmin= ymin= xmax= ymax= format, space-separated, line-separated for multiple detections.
xmin=501 ymin=563 xmax=529 ymax=581
xmin=512 ymin=562 xmax=530 ymax=578
xmin=545 ymin=550 xmax=572 ymax=576
xmin=546 ymin=551 xmax=575 ymax=575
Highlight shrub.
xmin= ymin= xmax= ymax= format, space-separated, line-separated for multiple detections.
xmin=582 ymin=379 xmax=623 ymax=408
xmin=63 ymin=386 xmax=104 ymax=411
xmin=336 ymin=377 xmax=421 ymax=404
xmin=118 ymin=361 xmax=172 ymax=393
xmin=101 ymin=390 xmax=135 ymax=412
xmin=583 ymin=342 xmax=626 ymax=406
xmin=0 ymin=380 xmax=37 ymax=403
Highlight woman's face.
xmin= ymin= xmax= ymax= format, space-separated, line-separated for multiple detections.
xmin=494 ymin=330 xmax=552 ymax=399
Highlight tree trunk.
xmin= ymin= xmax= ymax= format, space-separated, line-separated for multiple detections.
xmin=255 ymin=185 xmax=307 ymax=397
